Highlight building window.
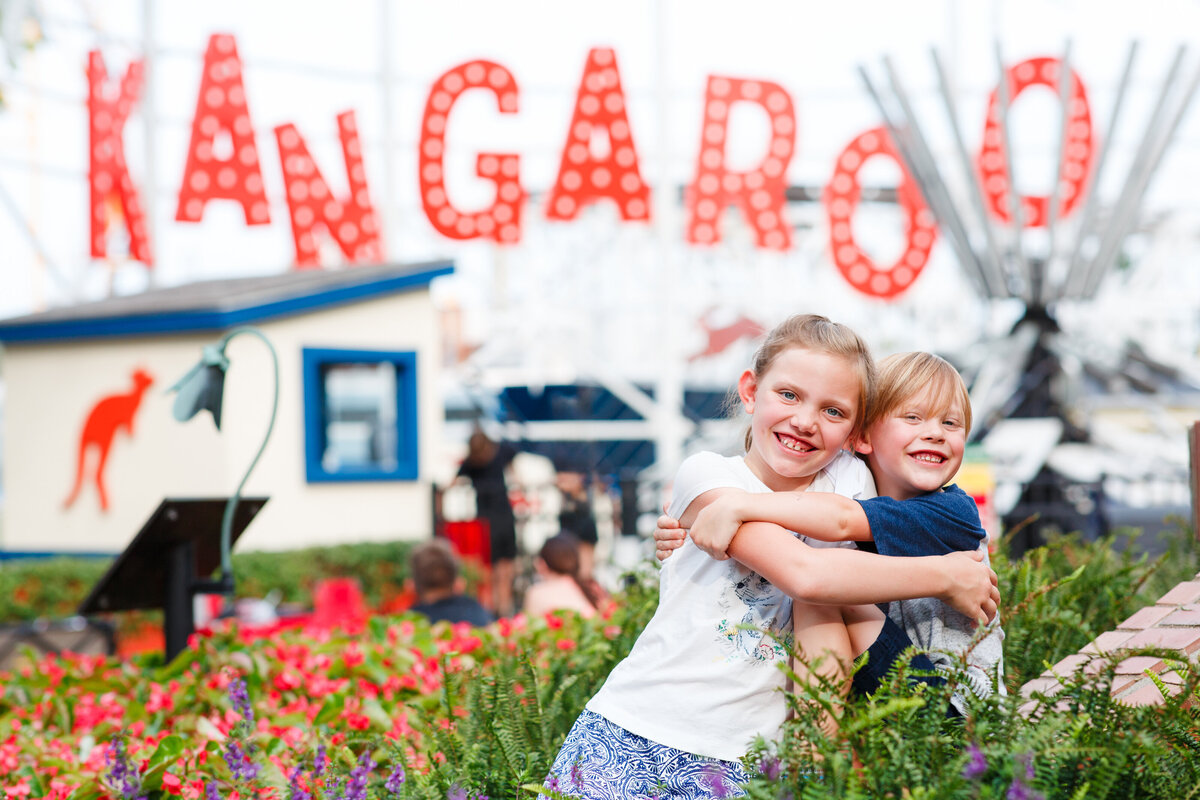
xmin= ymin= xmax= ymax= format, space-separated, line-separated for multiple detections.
xmin=302 ymin=348 xmax=418 ymax=482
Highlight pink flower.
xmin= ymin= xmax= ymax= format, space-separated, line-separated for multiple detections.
xmin=162 ymin=773 xmax=183 ymax=796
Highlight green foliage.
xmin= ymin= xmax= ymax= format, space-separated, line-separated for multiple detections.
xmin=396 ymin=565 xmax=661 ymax=799
xmin=1 ymin=526 xmax=1199 ymax=798
xmin=0 ymin=540 xmax=421 ymax=622
xmin=0 ymin=556 xmax=110 ymax=620
xmin=995 ymin=519 xmax=1199 ymax=688
xmin=738 ymin=643 xmax=1200 ymax=799
xmin=232 ymin=540 xmax=420 ymax=610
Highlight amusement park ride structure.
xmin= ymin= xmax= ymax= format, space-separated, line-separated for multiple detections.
xmin=857 ymin=42 xmax=1200 ymax=548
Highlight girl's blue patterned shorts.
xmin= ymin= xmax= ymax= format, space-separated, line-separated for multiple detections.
xmin=542 ymin=709 xmax=750 ymax=799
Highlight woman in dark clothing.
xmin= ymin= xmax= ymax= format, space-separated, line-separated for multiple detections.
xmin=556 ymin=470 xmax=599 ymax=581
xmin=457 ymin=429 xmax=519 ymax=616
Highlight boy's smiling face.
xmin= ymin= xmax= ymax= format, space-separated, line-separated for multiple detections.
xmin=858 ymin=383 xmax=966 ymax=500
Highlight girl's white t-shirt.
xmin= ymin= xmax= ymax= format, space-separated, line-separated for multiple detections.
xmin=586 ymin=449 xmax=875 ymax=762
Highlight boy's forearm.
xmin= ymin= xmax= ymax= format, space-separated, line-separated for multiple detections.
xmin=728 ymin=521 xmax=953 ymax=604
xmin=728 ymin=491 xmax=870 ymax=542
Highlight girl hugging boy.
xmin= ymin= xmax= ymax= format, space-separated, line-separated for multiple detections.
xmin=543 ymin=315 xmax=1001 ymax=799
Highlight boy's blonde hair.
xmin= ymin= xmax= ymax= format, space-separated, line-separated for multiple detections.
xmin=867 ymin=352 xmax=972 ymax=434
xmin=740 ymin=313 xmax=876 ymax=450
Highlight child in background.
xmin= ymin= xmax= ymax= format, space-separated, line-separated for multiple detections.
xmin=545 ymin=317 xmax=998 ymax=799
xmin=523 ymin=533 xmax=602 ymax=619
xmin=657 ymin=351 xmax=1004 ymax=721
xmin=408 ymin=539 xmax=495 ymax=628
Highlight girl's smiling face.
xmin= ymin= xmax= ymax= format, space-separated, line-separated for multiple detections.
xmin=738 ymin=346 xmax=862 ymax=492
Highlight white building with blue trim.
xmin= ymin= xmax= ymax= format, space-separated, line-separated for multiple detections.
xmin=0 ymin=261 xmax=452 ymax=556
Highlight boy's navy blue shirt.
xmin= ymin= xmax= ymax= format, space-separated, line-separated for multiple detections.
xmin=854 ymin=484 xmax=985 ymax=557
xmin=852 ymin=483 xmax=1003 ymax=713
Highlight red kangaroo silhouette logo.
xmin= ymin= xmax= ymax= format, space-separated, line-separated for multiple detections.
xmin=64 ymin=368 xmax=154 ymax=512
xmin=688 ymin=312 xmax=765 ymax=361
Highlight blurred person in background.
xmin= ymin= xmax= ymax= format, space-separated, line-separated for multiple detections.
xmin=456 ymin=427 xmax=520 ymax=616
xmin=408 ymin=539 xmax=494 ymax=627
xmin=523 ymin=533 xmax=605 ymax=619
xmin=556 ymin=469 xmax=599 ymax=581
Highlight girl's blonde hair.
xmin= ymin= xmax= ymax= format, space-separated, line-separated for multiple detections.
xmin=738 ymin=313 xmax=876 ymax=450
xmin=867 ymin=352 xmax=972 ymax=434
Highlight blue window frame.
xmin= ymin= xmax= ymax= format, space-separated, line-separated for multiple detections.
xmin=302 ymin=348 xmax=419 ymax=482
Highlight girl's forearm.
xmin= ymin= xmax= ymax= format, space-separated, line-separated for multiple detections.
xmin=727 ymin=491 xmax=870 ymax=543
xmin=729 ymin=522 xmax=952 ymax=605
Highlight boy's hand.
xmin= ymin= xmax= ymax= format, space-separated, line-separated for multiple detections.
xmin=689 ymin=496 xmax=745 ymax=561
xmin=654 ymin=511 xmax=687 ymax=561
xmin=940 ymin=550 xmax=1000 ymax=625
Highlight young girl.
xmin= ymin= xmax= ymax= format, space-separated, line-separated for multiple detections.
xmin=545 ymin=316 xmax=998 ymax=798
xmin=659 ymin=352 xmax=1005 ymax=726
xmin=524 ymin=533 xmax=602 ymax=619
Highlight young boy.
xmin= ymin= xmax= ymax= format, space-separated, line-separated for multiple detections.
xmin=655 ymin=352 xmax=1004 ymax=716
xmin=409 ymin=539 xmax=495 ymax=628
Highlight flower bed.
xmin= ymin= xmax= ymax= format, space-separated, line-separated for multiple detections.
xmin=0 ymin=528 xmax=1197 ymax=799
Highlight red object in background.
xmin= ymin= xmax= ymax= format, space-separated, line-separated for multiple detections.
xmin=978 ymin=56 xmax=1093 ymax=228
xmin=419 ymin=60 xmax=524 ymax=244
xmin=63 ymin=368 xmax=154 ymax=512
xmin=175 ymin=34 xmax=271 ymax=227
xmin=275 ymin=111 xmax=384 ymax=268
xmin=312 ymin=577 xmax=368 ymax=629
xmin=825 ymin=127 xmax=938 ymax=299
xmin=87 ymin=51 xmax=152 ymax=265
xmin=689 ymin=311 xmax=765 ymax=361
xmin=685 ymin=75 xmax=795 ymax=251
xmin=443 ymin=519 xmax=491 ymax=565
xmin=443 ymin=520 xmax=493 ymax=609
xmin=545 ymin=47 xmax=650 ymax=223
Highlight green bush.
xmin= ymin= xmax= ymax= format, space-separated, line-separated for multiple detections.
xmin=1 ymin=526 xmax=1198 ymax=798
xmin=996 ymin=518 xmax=1199 ymax=689
xmin=0 ymin=540 xmax=422 ymax=623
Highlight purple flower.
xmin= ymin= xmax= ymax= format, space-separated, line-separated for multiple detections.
xmin=205 ymin=782 xmax=222 ymax=800
xmin=962 ymin=742 xmax=988 ymax=780
xmin=544 ymin=774 xmax=560 ymax=792
xmin=228 ymin=677 xmax=254 ymax=724
xmin=447 ymin=784 xmax=469 ymax=800
xmin=385 ymin=764 xmax=407 ymax=794
xmin=701 ymin=765 xmax=732 ymax=799
xmin=314 ymin=743 xmax=327 ymax=777
xmin=346 ymin=751 xmax=376 ymax=800
xmin=288 ymin=766 xmax=312 ymax=800
xmin=222 ymin=739 xmax=260 ymax=782
xmin=104 ymin=736 xmax=143 ymax=800
xmin=757 ymin=755 xmax=782 ymax=781
xmin=1007 ymin=754 xmax=1043 ymax=800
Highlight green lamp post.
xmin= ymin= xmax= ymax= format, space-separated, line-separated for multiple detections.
xmin=168 ymin=325 xmax=279 ymax=594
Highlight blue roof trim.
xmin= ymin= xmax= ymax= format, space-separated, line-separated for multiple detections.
xmin=0 ymin=263 xmax=454 ymax=344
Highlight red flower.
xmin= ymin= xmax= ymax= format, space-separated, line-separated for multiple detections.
xmin=274 ymin=671 xmax=302 ymax=692
xmin=556 ymin=639 xmax=577 ymax=651
xmin=161 ymin=773 xmax=183 ymax=796
xmin=342 ymin=644 xmax=364 ymax=668
xmin=545 ymin=614 xmax=564 ymax=630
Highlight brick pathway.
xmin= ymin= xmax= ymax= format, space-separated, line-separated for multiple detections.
xmin=1020 ymin=573 xmax=1200 ymax=709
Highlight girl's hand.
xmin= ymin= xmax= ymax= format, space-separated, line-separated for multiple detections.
xmin=689 ymin=496 xmax=746 ymax=561
xmin=940 ymin=549 xmax=1000 ymax=625
xmin=653 ymin=511 xmax=687 ymax=561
